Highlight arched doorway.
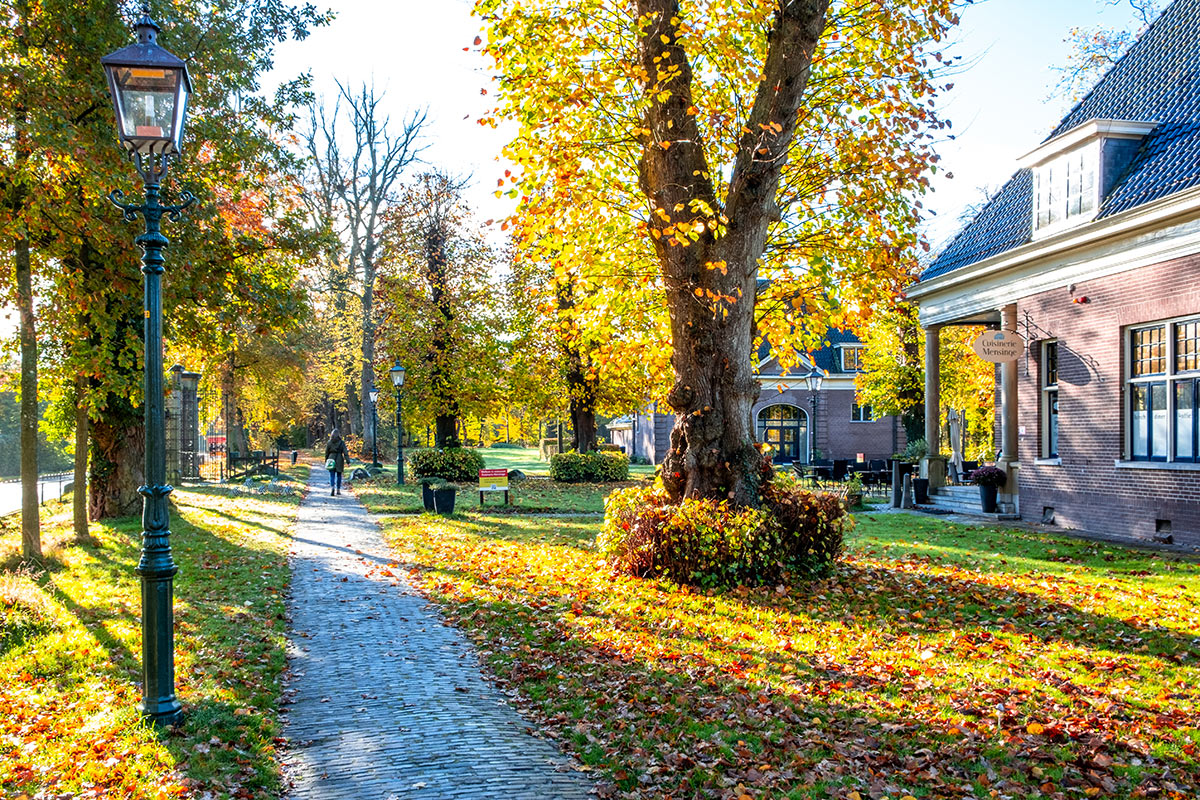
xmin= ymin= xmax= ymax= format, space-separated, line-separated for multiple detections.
xmin=756 ymin=404 xmax=809 ymax=464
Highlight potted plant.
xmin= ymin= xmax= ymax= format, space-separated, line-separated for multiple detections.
xmin=421 ymin=477 xmax=457 ymax=515
xmin=844 ymin=472 xmax=864 ymax=509
xmin=969 ymin=465 xmax=1007 ymax=513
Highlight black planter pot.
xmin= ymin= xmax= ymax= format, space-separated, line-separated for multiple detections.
xmin=979 ymin=484 xmax=998 ymax=513
xmin=913 ymin=478 xmax=930 ymax=505
xmin=422 ymin=484 xmax=457 ymax=515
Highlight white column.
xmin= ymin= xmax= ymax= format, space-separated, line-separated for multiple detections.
xmin=921 ymin=324 xmax=947 ymax=488
xmin=997 ymin=303 xmax=1020 ymax=514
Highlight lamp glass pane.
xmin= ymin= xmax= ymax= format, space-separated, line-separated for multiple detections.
xmin=113 ymin=66 xmax=179 ymax=141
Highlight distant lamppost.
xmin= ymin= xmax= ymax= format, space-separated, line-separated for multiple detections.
xmin=389 ymin=363 xmax=406 ymax=484
xmin=102 ymin=1 xmax=194 ymax=727
xmin=367 ymin=386 xmax=381 ymax=468
xmin=804 ymin=367 xmax=825 ymax=464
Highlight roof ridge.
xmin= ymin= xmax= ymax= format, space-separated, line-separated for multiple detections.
xmin=1045 ymin=0 xmax=1175 ymax=141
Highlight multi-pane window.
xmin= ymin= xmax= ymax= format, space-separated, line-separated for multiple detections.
xmin=1034 ymin=147 xmax=1097 ymax=233
xmin=841 ymin=346 xmax=864 ymax=372
xmin=1042 ymin=341 xmax=1059 ymax=458
xmin=1128 ymin=317 xmax=1200 ymax=462
xmin=851 ymin=402 xmax=874 ymax=422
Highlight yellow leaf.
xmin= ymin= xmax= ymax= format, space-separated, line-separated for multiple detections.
xmin=1027 ymin=722 xmax=1045 ymax=735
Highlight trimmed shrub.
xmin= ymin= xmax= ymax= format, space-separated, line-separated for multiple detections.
xmin=549 ymin=451 xmax=629 ymax=482
xmin=408 ymin=448 xmax=486 ymax=483
xmin=596 ymin=443 xmax=624 ymax=453
xmin=599 ymin=469 xmax=850 ymax=588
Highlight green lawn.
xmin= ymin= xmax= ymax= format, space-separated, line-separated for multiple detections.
xmin=0 ymin=466 xmax=308 ymax=800
xmin=370 ymin=506 xmax=1200 ymax=798
xmin=352 ymin=467 xmax=641 ymax=514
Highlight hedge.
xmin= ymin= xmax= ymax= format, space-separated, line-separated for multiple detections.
xmin=549 ymin=451 xmax=629 ymax=482
xmin=408 ymin=448 xmax=486 ymax=483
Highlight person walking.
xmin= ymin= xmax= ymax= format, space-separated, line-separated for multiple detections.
xmin=324 ymin=430 xmax=347 ymax=496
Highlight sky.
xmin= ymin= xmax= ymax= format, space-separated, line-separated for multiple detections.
xmin=266 ymin=0 xmax=1149 ymax=253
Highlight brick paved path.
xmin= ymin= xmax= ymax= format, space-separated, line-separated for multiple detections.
xmin=281 ymin=469 xmax=593 ymax=799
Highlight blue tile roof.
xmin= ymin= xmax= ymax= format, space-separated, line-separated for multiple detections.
xmin=922 ymin=0 xmax=1200 ymax=281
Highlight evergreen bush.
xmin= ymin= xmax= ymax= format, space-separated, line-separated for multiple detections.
xmin=408 ymin=448 xmax=486 ymax=483
xmin=549 ymin=451 xmax=629 ymax=482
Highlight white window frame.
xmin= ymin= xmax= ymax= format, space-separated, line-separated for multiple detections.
xmin=840 ymin=345 xmax=864 ymax=372
xmin=1041 ymin=340 xmax=1059 ymax=459
xmin=851 ymin=401 xmax=874 ymax=423
xmin=1031 ymin=142 xmax=1100 ymax=240
xmin=1125 ymin=315 xmax=1200 ymax=463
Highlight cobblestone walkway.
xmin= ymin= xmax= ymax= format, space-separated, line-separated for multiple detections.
xmin=282 ymin=469 xmax=593 ymax=799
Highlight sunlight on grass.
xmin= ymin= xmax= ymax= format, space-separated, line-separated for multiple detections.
xmin=380 ymin=509 xmax=1200 ymax=798
xmin=0 ymin=465 xmax=307 ymax=800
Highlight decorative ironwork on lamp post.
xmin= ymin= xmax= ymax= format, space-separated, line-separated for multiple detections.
xmin=102 ymin=1 xmax=194 ymax=727
xmin=390 ymin=363 xmax=406 ymax=484
xmin=804 ymin=367 xmax=824 ymax=465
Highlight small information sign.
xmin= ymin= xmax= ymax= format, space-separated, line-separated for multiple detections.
xmin=478 ymin=468 xmax=510 ymax=505
xmin=972 ymin=330 xmax=1024 ymax=363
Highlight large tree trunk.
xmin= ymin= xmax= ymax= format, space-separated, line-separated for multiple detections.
xmin=16 ymin=233 xmax=40 ymax=558
xmin=12 ymin=0 xmax=39 ymax=559
xmin=556 ymin=279 xmax=598 ymax=454
xmin=221 ymin=352 xmax=248 ymax=454
xmin=636 ymin=0 xmax=828 ymax=505
xmin=89 ymin=399 xmax=144 ymax=519
xmin=360 ymin=253 xmax=378 ymax=456
xmin=74 ymin=375 xmax=90 ymax=542
xmin=427 ymin=224 xmax=460 ymax=447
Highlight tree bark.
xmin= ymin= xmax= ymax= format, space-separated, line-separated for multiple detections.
xmin=16 ymin=233 xmax=40 ymax=558
xmin=635 ymin=0 xmax=828 ymax=505
xmin=74 ymin=375 xmax=90 ymax=542
xmin=556 ymin=280 xmax=598 ymax=453
xmin=89 ymin=399 xmax=144 ymax=519
xmin=427 ymin=223 xmax=460 ymax=447
xmin=360 ymin=251 xmax=377 ymax=455
xmin=11 ymin=0 xmax=39 ymax=558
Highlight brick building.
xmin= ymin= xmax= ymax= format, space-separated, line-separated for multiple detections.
xmin=908 ymin=0 xmax=1200 ymax=546
xmin=610 ymin=329 xmax=902 ymax=466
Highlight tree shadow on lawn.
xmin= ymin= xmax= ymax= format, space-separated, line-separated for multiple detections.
xmin=737 ymin=559 xmax=1200 ymax=661
xmin=424 ymin=587 xmax=1199 ymax=798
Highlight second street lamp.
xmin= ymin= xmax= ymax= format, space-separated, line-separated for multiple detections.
xmin=101 ymin=1 xmax=194 ymax=727
xmin=368 ymin=387 xmax=381 ymax=468
xmin=389 ymin=363 xmax=406 ymax=484
xmin=804 ymin=367 xmax=825 ymax=465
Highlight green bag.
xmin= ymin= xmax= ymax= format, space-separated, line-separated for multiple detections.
xmin=325 ymin=458 xmax=336 ymax=470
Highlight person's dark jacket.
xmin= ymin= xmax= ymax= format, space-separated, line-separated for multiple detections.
xmin=324 ymin=436 xmax=347 ymax=474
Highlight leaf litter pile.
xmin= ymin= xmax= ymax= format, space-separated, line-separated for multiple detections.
xmin=378 ymin=510 xmax=1200 ymax=799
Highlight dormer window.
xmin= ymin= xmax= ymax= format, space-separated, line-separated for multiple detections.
xmin=1019 ymin=118 xmax=1157 ymax=240
xmin=1033 ymin=147 xmax=1097 ymax=232
xmin=840 ymin=345 xmax=864 ymax=372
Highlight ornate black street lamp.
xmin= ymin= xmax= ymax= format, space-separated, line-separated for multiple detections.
xmin=102 ymin=2 xmax=193 ymax=727
xmin=367 ymin=387 xmax=381 ymax=468
xmin=389 ymin=363 xmax=407 ymax=484
xmin=804 ymin=366 xmax=824 ymax=464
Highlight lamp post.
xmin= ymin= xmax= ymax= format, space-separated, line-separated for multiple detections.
xmin=804 ymin=367 xmax=825 ymax=464
xmin=368 ymin=387 xmax=381 ymax=468
xmin=389 ymin=362 xmax=406 ymax=484
xmin=102 ymin=2 xmax=193 ymax=727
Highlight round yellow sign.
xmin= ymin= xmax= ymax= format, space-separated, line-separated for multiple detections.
xmin=972 ymin=329 xmax=1024 ymax=363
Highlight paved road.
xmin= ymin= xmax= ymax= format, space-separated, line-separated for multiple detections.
xmin=281 ymin=469 xmax=593 ymax=800
xmin=0 ymin=474 xmax=73 ymax=517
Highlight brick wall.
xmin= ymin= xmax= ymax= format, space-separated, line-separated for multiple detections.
xmin=1016 ymin=252 xmax=1200 ymax=546
xmin=753 ymin=388 xmax=902 ymax=463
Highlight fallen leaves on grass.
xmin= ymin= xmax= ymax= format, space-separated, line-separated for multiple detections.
xmin=381 ymin=512 xmax=1200 ymax=798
